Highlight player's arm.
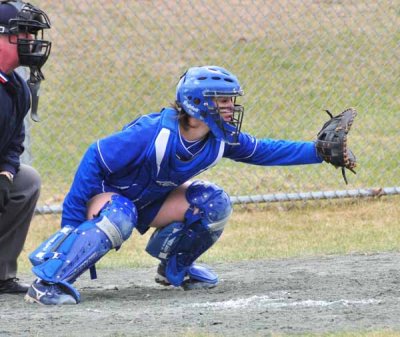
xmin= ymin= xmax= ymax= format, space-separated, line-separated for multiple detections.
xmin=224 ymin=132 xmax=322 ymax=166
xmin=61 ymin=142 xmax=107 ymax=227
xmin=61 ymin=120 xmax=156 ymax=227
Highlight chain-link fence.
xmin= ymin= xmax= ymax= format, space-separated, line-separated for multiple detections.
xmin=26 ymin=1 xmax=399 ymax=222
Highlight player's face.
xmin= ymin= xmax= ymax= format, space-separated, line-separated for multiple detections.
xmin=8 ymin=32 xmax=33 ymax=44
xmin=0 ymin=35 xmax=19 ymax=71
xmin=214 ymin=97 xmax=234 ymax=122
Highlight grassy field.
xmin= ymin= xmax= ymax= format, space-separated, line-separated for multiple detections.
xmin=12 ymin=2 xmax=400 ymax=336
xmin=28 ymin=0 xmax=399 ymax=204
xmin=20 ymin=195 xmax=400 ymax=273
xmin=20 ymin=195 xmax=400 ymax=336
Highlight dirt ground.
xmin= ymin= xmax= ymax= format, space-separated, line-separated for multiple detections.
xmin=1 ymin=252 xmax=400 ymax=337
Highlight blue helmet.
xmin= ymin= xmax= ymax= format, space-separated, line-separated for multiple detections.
xmin=176 ymin=66 xmax=244 ymax=145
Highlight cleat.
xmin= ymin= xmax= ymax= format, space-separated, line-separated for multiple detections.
xmin=155 ymin=262 xmax=171 ymax=286
xmin=0 ymin=278 xmax=29 ymax=294
xmin=182 ymin=278 xmax=218 ymax=291
xmin=24 ymin=280 xmax=77 ymax=305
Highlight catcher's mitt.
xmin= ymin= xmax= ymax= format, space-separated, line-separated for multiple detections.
xmin=315 ymin=107 xmax=357 ymax=184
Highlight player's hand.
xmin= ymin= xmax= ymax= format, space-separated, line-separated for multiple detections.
xmin=0 ymin=174 xmax=12 ymax=213
xmin=315 ymin=107 xmax=357 ymax=184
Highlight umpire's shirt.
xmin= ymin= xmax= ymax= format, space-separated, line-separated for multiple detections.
xmin=0 ymin=70 xmax=30 ymax=176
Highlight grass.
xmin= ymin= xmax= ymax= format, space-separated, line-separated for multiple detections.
xmin=20 ymin=195 xmax=400 ymax=273
xmin=13 ymin=3 xmax=400 ymax=337
xmin=26 ymin=0 xmax=399 ymax=205
xmin=19 ymin=195 xmax=400 ymax=336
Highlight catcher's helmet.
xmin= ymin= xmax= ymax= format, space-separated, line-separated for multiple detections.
xmin=0 ymin=0 xmax=51 ymax=71
xmin=176 ymin=66 xmax=244 ymax=145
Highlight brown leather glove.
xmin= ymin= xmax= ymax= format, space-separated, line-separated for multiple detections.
xmin=315 ymin=108 xmax=357 ymax=184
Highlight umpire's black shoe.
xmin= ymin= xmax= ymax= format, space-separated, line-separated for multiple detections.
xmin=0 ymin=278 xmax=29 ymax=294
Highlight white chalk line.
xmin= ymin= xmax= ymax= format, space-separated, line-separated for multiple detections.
xmin=190 ymin=294 xmax=380 ymax=310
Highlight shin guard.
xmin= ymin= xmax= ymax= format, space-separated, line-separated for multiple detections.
xmin=29 ymin=225 xmax=75 ymax=266
xmin=146 ymin=180 xmax=231 ymax=286
xmin=31 ymin=195 xmax=137 ymax=286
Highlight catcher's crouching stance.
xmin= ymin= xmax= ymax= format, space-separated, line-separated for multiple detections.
xmin=25 ymin=181 xmax=230 ymax=305
xmin=24 ymin=65 xmax=357 ymax=305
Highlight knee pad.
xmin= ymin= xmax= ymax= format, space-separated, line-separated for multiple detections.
xmin=146 ymin=181 xmax=231 ymax=286
xmin=146 ymin=180 xmax=231 ymax=261
xmin=185 ymin=180 xmax=232 ymax=230
xmin=31 ymin=195 xmax=137 ymax=285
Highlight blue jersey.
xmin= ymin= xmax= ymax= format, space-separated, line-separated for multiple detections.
xmin=61 ymin=108 xmax=322 ymax=232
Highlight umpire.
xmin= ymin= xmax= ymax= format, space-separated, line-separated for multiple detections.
xmin=0 ymin=0 xmax=51 ymax=293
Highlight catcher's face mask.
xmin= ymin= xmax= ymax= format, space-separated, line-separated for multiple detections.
xmin=1 ymin=1 xmax=52 ymax=70
xmin=0 ymin=1 xmax=52 ymax=121
xmin=206 ymin=94 xmax=244 ymax=145
xmin=175 ymin=65 xmax=244 ymax=145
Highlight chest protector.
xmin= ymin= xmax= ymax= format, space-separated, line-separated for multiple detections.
xmin=105 ymin=108 xmax=226 ymax=211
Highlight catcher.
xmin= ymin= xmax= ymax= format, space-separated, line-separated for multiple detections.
xmin=25 ymin=65 xmax=356 ymax=305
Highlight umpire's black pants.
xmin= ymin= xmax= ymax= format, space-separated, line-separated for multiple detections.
xmin=0 ymin=164 xmax=40 ymax=280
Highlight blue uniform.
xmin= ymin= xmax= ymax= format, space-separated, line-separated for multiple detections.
xmin=27 ymin=66 xmax=325 ymax=302
xmin=61 ymin=108 xmax=322 ymax=233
